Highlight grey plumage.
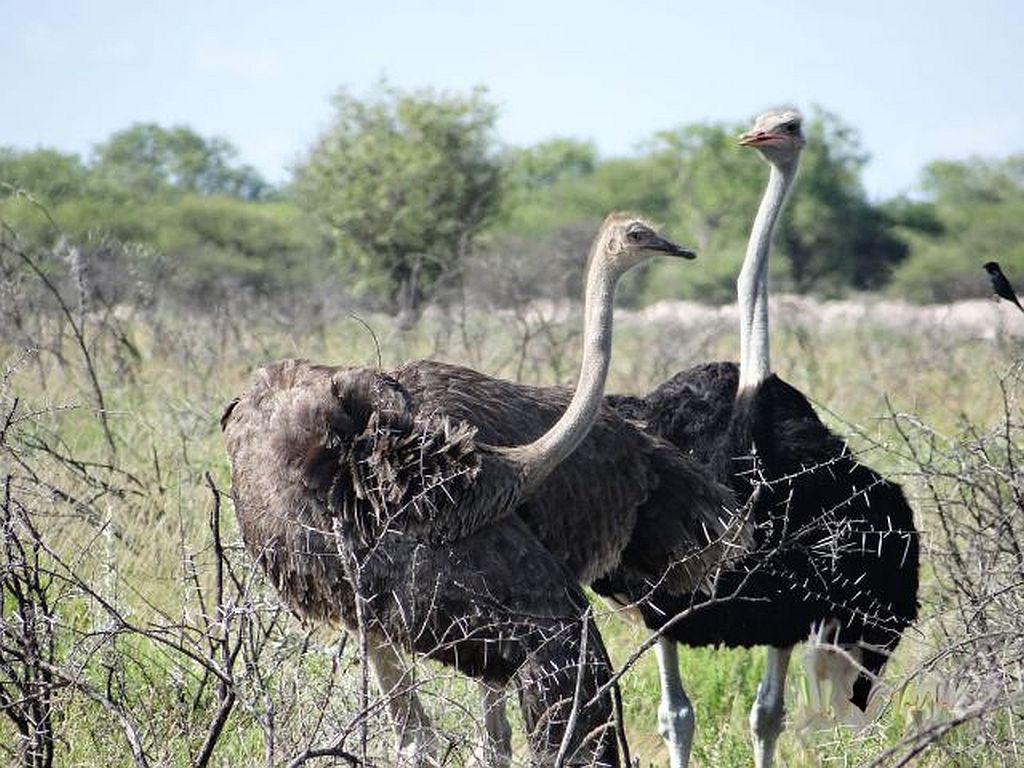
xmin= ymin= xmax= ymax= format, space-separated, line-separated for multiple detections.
xmin=221 ymin=215 xmax=729 ymax=766
xmin=393 ymin=360 xmax=740 ymax=589
xmin=222 ymin=357 xmax=738 ymax=628
xmin=222 ymin=363 xmax=621 ymax=761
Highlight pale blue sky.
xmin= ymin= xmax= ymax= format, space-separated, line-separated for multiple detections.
xmin=4 ymin=0 xmax=1021 ymax=200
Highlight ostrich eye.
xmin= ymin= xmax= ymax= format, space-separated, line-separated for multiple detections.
xmin=782 ymin=122 xmax=798 ymax=133
xmin=626 ymin=227 xmax=648 ymax=243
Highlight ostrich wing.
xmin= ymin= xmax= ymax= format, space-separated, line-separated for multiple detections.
xmin=394 ymin=360 xmax=740 ymax=591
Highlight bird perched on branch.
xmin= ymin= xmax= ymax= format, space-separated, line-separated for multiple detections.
xmin=984 ymin=261 xmax=1024 ymax=312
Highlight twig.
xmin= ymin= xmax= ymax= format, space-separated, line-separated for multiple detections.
xmin=3 ymin=224 xmax=117 ymax=458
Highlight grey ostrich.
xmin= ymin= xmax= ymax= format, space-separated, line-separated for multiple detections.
xmin=222 ymin=214 xmax=722 ymax=766
xmin=596 ymin=109 xmax=919 ymax=768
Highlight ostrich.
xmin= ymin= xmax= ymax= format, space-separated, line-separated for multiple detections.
xmin=595 ymin=109 xmax=920 ymax=768
xmin=222 ymin=214 xmax=727 ymax=766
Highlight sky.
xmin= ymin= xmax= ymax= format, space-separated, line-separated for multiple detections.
xmin=4 ymin=0 xmax=1022 ymax=201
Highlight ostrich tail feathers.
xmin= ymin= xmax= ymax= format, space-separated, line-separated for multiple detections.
xmin=331 ymin=407 xmax=482 ymax=545
xmin=230 ymin=361 xmax=490 ymax=547
xmin=801 ymin=621 xmax=865 ymax=721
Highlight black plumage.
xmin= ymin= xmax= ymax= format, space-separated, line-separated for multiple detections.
xmin=600 ymin=362 xmax=920 ymax=710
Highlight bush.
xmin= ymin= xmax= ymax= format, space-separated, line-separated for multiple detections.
xmin=865 ymin=363 xmax=1024 ymax=765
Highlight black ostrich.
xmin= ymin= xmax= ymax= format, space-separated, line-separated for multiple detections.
xmin=221 ymin=215 xmax=734 ymax=767
xmin=594 ymin=110 xmax=920 ymax=768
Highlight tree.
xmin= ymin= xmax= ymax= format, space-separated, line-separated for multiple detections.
xmin=504 ymin=138 xmax=598 ymax=193
xmin=647 ymin=122 xmax=764 ymax=252
xmin=91 ymin=124 xmax=271 ymax=200
xmin=921 ymin=155 xmax=1024 ymax=208
xmin=658 ymin=110 xmax=916 ymax=295
xmin=889 ymin=155 xmax=1024 ymax=302
xmin=0 ymin=147 xmax=91 ymax=201
xmin=292 ymin=82 xmax=503 ymax=322
xmin=771 ymin=108 xmax=908 ymax=292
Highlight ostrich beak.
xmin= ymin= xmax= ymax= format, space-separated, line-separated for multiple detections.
xmin=738 ymin=130 xmax=782 ymax=147
xmin=647 ymin=235 xmax=697 ymax=260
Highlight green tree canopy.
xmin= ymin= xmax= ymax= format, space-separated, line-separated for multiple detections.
xmin=504 ymin=138 xmax=598 ymax=193
xmin=648 ymin=109 xmax=914 ymax=297
xmin=615 ymin=122 xmax=766 ymax=304
xmin=0 ymin=147 xmax=92 ymax=201
xmin=91 ymin=124 xmax=271 ymax=200
xmin=647 ymin=122 xmax=763 ymax=251
xmin=889 ymin=155 xmax=1024 ymax=302
xmin=10 ymin=103 xmax=1011 ymax=310
xmin=293 ymin=82 xmax=503 ymax=321
xmin=773 ymin=109 xmax=908 ymax=293
xmin=1 ymin=127 xmax=299 ymax=305
xmin=922 ymin=155 xmax=1024 ymax=207
xmin=491 ymin=109 xmax=913 ymax=304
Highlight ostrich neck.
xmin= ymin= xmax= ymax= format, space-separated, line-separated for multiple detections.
xmin=737 ymin=160 xmax=796 ymax=394
xmin=507 ymin=257 xmax=618 ymax=496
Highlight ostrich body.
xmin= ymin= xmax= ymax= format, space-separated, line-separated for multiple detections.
xmin=595 ymin=111 xmax=919 ymax=768
xmin=604 ymin=363 xmax=919 ymax=765
xmin=222 ymin=215 xmax=717 ymax=766
xmin=391 ymin=360 xmax=737 ymax=589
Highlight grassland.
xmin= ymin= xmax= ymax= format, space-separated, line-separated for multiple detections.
xmin=3 ymin=285 xmax=1023 ymax=767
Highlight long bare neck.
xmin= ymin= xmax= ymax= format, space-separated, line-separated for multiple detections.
xmin=508 ymin=251 xmax=618 ymax=496
xmin=736 ymin=159 xmax=797 ymax=394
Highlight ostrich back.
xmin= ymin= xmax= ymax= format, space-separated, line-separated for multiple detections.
xmin=393 ymin=360 xmax=738 ymax=590
xmin=601 ymin=362 xmax=919 ymax=709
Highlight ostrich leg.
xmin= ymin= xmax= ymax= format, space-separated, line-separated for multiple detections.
xmin=473 ymin=684 xmax=512 ymax=768
xmin=367 ymin=642 xmax=441 ymax=766
xmin=749 ymin=646 xmax=792 ymax=768
xmin=655 ymin=637 xmax=695 ymax=768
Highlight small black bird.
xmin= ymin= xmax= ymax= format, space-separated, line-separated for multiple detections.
xmin=984 ymin=261 xmax=1024 ymax=313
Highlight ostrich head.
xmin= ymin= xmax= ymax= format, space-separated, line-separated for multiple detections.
xmin=739 ymin=108 xmax=805 ymax=167
xmin=984 ymin=261 xmax=1002 ymax=275
xmin=589 ymin=213 xmax=696 ymax=276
